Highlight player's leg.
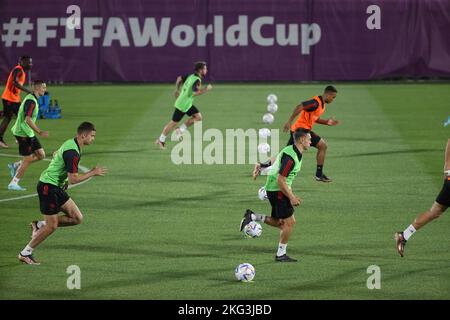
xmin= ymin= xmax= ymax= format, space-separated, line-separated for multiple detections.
xmin=176 ymin=106 xmax=201 ymax=139
xmin=156 ymin=109 xmax=185 ymax=149
xmin=395 ymin=178 xmax=449 ymax=257
xmin=313 ymin=133 xmax=332 ymax=182
xmin=58 ymin=198 xmax=83 ymax=226
xmin=9 ymin=142 xmax=45 ymax=190
xmin=0 ymin=100 xmax=17 ymax=147
xmin=18 ymin=214 xmax=58 ymax=265
xmin=276 ymin=215 xmax=297 ymax=262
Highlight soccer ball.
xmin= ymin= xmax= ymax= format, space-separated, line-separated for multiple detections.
xmin=267 ymin=103 xmax=278 ymax=113
xmin=267 ymin=94 xmax=277 ymax=103
xmin=262 ymin=113 xmax=274 ymax=124
xmin=244 ymin=221 xmax=263 ymax=238
xmin=258 ymin=186 xmax=268 ymax=201
xmin=235 ymin=263 xmax=256 ymax=282
xmin=257 ymin=142 xmax=270 ymax=153
xmin=258 ymin=128 xmax=271 ymax=138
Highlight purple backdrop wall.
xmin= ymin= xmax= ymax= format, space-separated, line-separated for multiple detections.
xmin=1 ymin=0 xmax=449 ymax=82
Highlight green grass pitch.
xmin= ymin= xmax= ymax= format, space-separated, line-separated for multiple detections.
xmin=0 ymin=83 xmax=449 ymax=299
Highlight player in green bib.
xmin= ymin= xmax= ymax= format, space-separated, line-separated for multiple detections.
xmin=7 ymin=80 xmax=49 ymax=191
xmin=240 ymin=129 xmax=312 ymax=262
xmin=155 ymin=61 xmax=212 ymax=149
xmin=18 ymin=122 xmax=107 ymax=265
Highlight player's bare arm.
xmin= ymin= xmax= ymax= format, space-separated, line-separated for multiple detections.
xmin=13 ymin=71 xmax=32 ymax=94
xmin=68 ymin=166 xmax=107 ymax=185
xmin=193 ymin=84 xmax=212 ymax=97
xmin=25 ymin=116 xmax=48 ymax=137
xmin=277 ymin=175 xmax=301 ymax=206
xmin=174 ymin=76 xmax=183 ymax=97
xmin=444 ymin=139 xmax=450 ymax=175
xmin=316 ymin=117 xmax=340 ymax=126
xmin=283 ymin=104 xmax=303 ymax=132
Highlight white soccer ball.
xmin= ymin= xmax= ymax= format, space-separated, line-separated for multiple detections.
xmin=267 ymin=103 xmax=278 ymax=113
xmin=244 ymin=221 xmax=263 ymax=238
xmin=267 ymin=94 xmax=277 ymax=103
xmin=258 ymin=186 xmax=268 ymax=201
xmin=262 ymin=113 xmax=274 ymax=124
xmin=235 ymin=263 xmax=256 ymax=282
xmin=257 ymin=142 xmax=270 ymax=153
xmin=258 ymin=128 xmax=271 ymax=138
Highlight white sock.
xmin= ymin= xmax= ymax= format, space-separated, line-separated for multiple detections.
xmin=159 ymin=134 xmax=166 ymax=142
xmin=251 ymin=213 xmax=266 ymax=222
xmin=10 ymin=177 xmax=20 ymax=185
xmin=277 ymin=243 xmax=287 ymax=257
xmin=20 ymin=245 xmax=34 ymax=256
xmin=403 ymin=224 xmax=417 ymax=241
xmin=179 ymin=124 xmax=187 ymax=133
xmin=37 ymin=221 xmax=46 ymax=229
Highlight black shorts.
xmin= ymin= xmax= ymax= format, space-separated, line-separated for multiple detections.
xmin=171 ymin=105 xmax=200 ymax=122
xmin=37 ymin=182 xmax=70 ymax=215
xmin=15 ymin=135 xmax=42 ymax=156
xmin=436 ymin=178 xmax=450 ymax=207
xmin=287 ymin=129 xmax=321 ymax=147
xmin=2 ymin=99 xmax=20 ymax=118
xmin=267 ymin=191 xmax=294 ymax=219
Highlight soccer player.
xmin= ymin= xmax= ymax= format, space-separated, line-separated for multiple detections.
xmin=240 ymin=129 xmax=312 ymax=262
xmin=394 ymin=139 xmax=450 ymax=257
xmin=155 ymin=61 xmax=212 ymax=149
xmin=0 ymin=56 xmax=33 ymax=148
xmin=17 ymin=122 xmax=107 ymax=265
xmin=253 ymin=86 xmax=339 ymax=182
xmin=7 ymin=80 xmax=49 ymax=191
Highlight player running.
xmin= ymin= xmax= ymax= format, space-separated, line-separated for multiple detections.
xmin=394 ymin=139 xmax=450 ymax=257
xmin=7 ymin=80 xmax=49 ymax=191
xmin=240 ymin=129 xmax=312 ymax=262
xmin=253 ymin=86 xmax=339 ymax=182
xmin=0 ymin=56 xmax=33 ymax=148
xmin=17 ymin=122 xmax=107 ymax=265
xmin=155 ymin=61 xmax=212 ymax=149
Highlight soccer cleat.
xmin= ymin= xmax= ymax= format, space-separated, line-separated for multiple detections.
xmin=8 ymin=183 xmax=26 ymax=191
xmin=315 ymin=174 xmax=332 ymax=183
xmin=394 ymin=232 xmax=407 ymax=257
xmin=252 ymin=162 xmax=261 ymax=180
xmin=30 ymin=221 xmax=40 ymax=239
xmin=154 ymin=139 xmax=166 ymax=150
xmin=0 ymin=138 xmax=9 ymax=148
xmin=239 ymin=209 xmax=254 ymax=232
xmin=175 ymin=128 xmax=184 ymax=141
xmin=18 ymin=253 xmax=40 ymax=265
xmin=275 ymin=254 xmax=298 ymax=262
xmin=7 ymin=163 xmax=17 ymax=178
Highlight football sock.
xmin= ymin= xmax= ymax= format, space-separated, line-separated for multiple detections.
xmin=20 ymin=245 xmax=34 ymax=256
xmin=251 ymin=213 xmax=266 ymax=222
xmin=159 ymin=134 xmax=166 ymax=142
xmin=37 ymin=221 xmax=46 ymax=229
xmin=403 ymin=224 xmax=416 ymax=241
xmin=261 ymin=160 xmax=271 ymax=168
xmin=10 ymin=177 xmax=20 ymax=185
xmin=277 ymin=243 xmax=287 ymax=257
xmin=316 ymin=165 xmax=323 ymax=177
xmin=179 ymin=124 xmax=187 ymax=133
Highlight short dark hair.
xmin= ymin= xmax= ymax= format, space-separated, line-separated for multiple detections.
xmin=324 ymin=85 xmax=337 ymax=93
xmin=77 ymin=122 xmax=96 ymax=134
xmin=32 ymin=80 xmax=46 ymax=87
xmin=293 ymin=128 xmax=311 ymax=142
xmin=20 ymin=55 xmax=31 ymax=62
xmin=194 ymin=61 xmax=207 ymax=71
